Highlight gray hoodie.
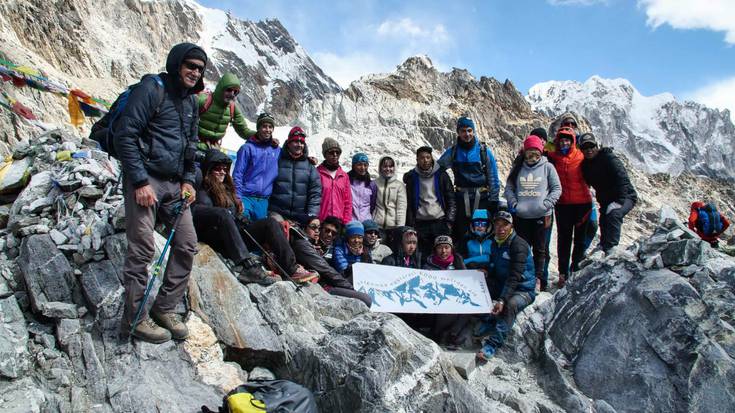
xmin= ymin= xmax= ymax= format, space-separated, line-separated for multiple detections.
xmin=505 ymin=157 xmax=561 ymax=219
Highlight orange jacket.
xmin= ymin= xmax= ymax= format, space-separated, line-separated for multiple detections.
xmin=688 ymin=201 xmax=730 ymax=242
xmin=547 ymin=128 xmax=592 ymax=205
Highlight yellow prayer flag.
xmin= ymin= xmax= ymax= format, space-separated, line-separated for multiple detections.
xmin=67 ymin=94 xmax=84 ymax=127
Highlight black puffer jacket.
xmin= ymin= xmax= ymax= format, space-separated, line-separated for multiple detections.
xmin=113 ymin=43 xmax=206 ymax=188
xmin=581 ymin=147 xmax=638 ymax=206
xmin=193 ymin=150 xmax=237 ymax=215
xmin=268 ymin=144 xmax=322 ymax=224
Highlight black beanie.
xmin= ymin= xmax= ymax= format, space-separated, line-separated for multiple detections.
xmin=184 ymin=48 xmax=208 ymax=63
xmin=530 ymin=127 xmax=548 ymax=142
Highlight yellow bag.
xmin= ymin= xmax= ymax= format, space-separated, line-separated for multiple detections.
xmin=227 ymin=392 xmax=266 ymax=413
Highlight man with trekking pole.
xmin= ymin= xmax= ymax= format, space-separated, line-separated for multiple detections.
xmin=113 ymin=43 xmax=206 ymax=343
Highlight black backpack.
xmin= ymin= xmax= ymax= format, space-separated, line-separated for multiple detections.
xmin=201 ymin=380 xmax=318 ymax=413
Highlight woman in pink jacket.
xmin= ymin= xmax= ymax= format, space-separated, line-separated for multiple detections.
xmin=317 ymin=138 xmax=352 ymax=224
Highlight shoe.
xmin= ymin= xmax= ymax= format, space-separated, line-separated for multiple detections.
xmin=131 ymin=318 xmax=172 ymax=344
xmin=476 ymin=343 xmax=496 ymax=362
xmin=151 ymin=311 xmax=189 ymax=340
xmin=557 ymin=273 xmax=566 ymax=288
xmin=238 ymin=258 xmax=276 ymax=286
xmin=290 ymin=264 xmax=319 ymax=283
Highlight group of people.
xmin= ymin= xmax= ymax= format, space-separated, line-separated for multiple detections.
xmin=108 ymin=42 xmax=647 ymax=361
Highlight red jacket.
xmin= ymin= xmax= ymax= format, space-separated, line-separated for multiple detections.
xmin=688 ymin=201 xmax=730 ymax=242
xmin=548 ymin=130 xmax=592 ymax=205
xmin=317 ymin=164 xmax=353 ymax=224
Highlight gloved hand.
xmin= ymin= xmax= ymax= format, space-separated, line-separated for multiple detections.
xmin=606 ymin=202 xmax=622 ymax=214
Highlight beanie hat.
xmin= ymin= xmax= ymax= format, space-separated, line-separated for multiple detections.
xmin=561 ymin=115 xmax=578 ymax=128
xmin=345 ymin=221 xmax=364 ymax=238
xmin=287 ymin=126 xmax=306 ymax=143
xmin=322 ymin=138 xmax=341 ymax=155
xmin=529 ymin=127 xmax=548 ymax=142
xmin=256 ymin=112 xmax=275 ymax=129
xmin=457 ymin=116 xmax=476 ymax=131
xmin=493 ymin=210 xmax=513 ymax=225
xmin=433 ymin=235 xmax=453 ymax=248
xmin=523 ymin=135 xmax=545 ymax=153
xmin=402 ymin=227 xmax=418 ymax=241
xmin=362 ymin=219 xmax=379 ymax=233
xmin=578 ymin=133 xmax=598 ymax=147
xmin=352 ymin=152 xmax=369 ymax=165
xmin=183 ymin=47 xmax=208 ymax=63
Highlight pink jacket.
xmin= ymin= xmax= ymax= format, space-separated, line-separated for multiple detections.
xmin=317 ymin=164 xmax=353 ymax=224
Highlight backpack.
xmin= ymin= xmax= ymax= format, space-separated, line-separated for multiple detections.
xmin=89 ymin=75 xmax=165 ymax=158
xmin=199 ymin=90 xmax=235 ymax=121
xmin=697 ymin=203 xmax=724 ymax=236
xmin=201 ymin=380 xmax=318 ymax=413
xmin=449 ymin=142 xmax=489 ymax=179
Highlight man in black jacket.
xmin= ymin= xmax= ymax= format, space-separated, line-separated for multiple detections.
xmin=403 ymin=146 xmax=456 ymax=256
xmin=113 ymin=43 xmax=206 ymax=343
xmin=579 ymin=133 xmax=638 ymax=255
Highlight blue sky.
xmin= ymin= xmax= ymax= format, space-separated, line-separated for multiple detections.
xmin=199 ymin=0 xmax=735 ymax=113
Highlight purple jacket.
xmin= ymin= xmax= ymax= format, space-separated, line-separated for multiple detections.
xmin=233 ymin=136 xmax=281 ymax=198
xmin=351 ymin=179 xmax=377 ymax=221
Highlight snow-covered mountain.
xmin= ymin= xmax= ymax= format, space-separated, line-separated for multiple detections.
xmin=527 ymin=76 xmax=735 ymax=180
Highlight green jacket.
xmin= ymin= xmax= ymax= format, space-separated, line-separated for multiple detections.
xmin=197 ymin=73 xmax=255 ymax=142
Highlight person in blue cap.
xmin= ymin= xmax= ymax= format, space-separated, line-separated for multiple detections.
xmin=332 ymin=220 xmax=373 ymax=278
xmin=462 ymin=209 xmax=492 ymax=270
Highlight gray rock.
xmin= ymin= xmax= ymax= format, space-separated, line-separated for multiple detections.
xmin=661 ymin=239 xmax=709 ymax=267
xmin=0 ymin=296 xmax=30 ymax=378
xmin=27 ymin=196 xmax=53 ymax=213
xmin=0 ymin=278 xmax=10 ymax=298
xmin=0 ymin=156 xmax=31 ymax=194
xmin=0 ymin=204 xmax=10 ymax=229
xmin=79 ymin=186 xmax=103 ymax=199
xmin=49 ymin=228 xmax=68 ymax=245
xmin=18 ymin=234 xmax=74 ymax=314
xmin=445 ymin=350 xmax=476 ymax=379
xmin=17 ymin=224 xmax=50 ymax=237
xmin=40 ymin=301 xmax=79 ymax=319
xmin=248 ymin=366 xmax=276 ymax=381
xmin=7 ymin=170 xmax=52 ymax=230
xmin=80 ymin=260 xmax=123 ymax=319
xmin=103 ymin=233 xmax=127 ymax=281
xmin=0 ymin=377 xmax=46 ymax=413
xmin=56 ymin=179 xmax=81 ymax=192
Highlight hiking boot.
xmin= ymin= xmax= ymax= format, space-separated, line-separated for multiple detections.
xmin=476 ymin=343 xmax=497 ymax=362
xmin=131 ymin=318 xmax=172 ymax=344
xmin=151 ymin=311 xmax=189 ymax=340
xmin=290 ymin=264 xmax=319 ymax=283
xmin=238 ymin=258 xmax=276 ymax=286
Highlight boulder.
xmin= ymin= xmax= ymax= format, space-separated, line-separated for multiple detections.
xmin=0 ymin=296 xmax=30 ymax=378
xmin=18 ymin=234 xmax=74 ymax=314
xmin=80 ymin=260 xmax=123 ymax=319
xmin=0 ymin=156 xmax=31 ymax=194
xmin=7 ymin=170 xmax=53 ymax=230
xmin=40 ymin=301 xmax=79 ymax=319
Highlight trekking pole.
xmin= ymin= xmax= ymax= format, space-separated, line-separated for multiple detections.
xmin=129 ymin=193 xmax=190 ymax=336
xmin=239 ymin=225 xmax=305 ymax=292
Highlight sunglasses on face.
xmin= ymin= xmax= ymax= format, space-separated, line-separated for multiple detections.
xmin=562 ymin=121 xmax=577 ymax=128
xmin=307 ymin=224 xmax=320 ymax=230
xmin=183 ymin=61 xmax=205 ymax=73
xmin=366 ymin=230 xmax=379 ymax=236
xmin=326 ymin=150 xmax=341 ymax=156
xmin=322 ymin=227 xmax=337 ymax=235
xmin=225 ymin=87 xmax=240 ymax=96
xmin=211 ymin=165 xmax=228 ymax=173
xmin=581 ymin=144 xmax=597 ymax=150
xmin=472 ymin=221 xmax=489 ymax=227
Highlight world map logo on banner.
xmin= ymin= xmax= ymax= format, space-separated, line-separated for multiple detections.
xmin=352 ymin=263 xmax=493 ymax=314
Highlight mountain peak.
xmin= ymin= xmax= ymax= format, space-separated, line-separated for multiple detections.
xmin=397 ymin=55 xmax=436 ymax=74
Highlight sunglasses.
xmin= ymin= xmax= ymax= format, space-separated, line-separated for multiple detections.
xmin=326 ymin=150 xmax=341 ymax=156
xmin=472 ymin=221 xmax=489 ymax=227
xmin=581 ymin=144 xmax=597 ymax=150
xmin=211 ymin=165 xmax=229 ymax=173
xmin=365 ymin=230 xmax=380 ymax=236
xmin=307 ymin=224 xmax=320 ymax=230
xmin=183 ymin=61 xmax=205 ymax=73
xmin=561 ymin=120 xmax=577 ymax=127
xmin=225 ymin=87 xmax=240 ymax=96
xmin=322 ymin=227 xmax=337 ymax=235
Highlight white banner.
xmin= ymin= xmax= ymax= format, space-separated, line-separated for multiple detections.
xmin=352 ymin=263 xmax=493 ymax=314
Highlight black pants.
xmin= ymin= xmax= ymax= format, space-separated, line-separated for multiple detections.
xmin=514 ymin=216 xmax=548 ymax=287
xmin=555 ymin=203 xmax=593 ymax=275
xmin=415 ymin=218 xmax=450 ymax=258
xmin=453 ymin=193 xmax=497 ymax=246
xmin=242 ymin=218 xmax=298 ymax=275
xmin=599 ymin=199 xmax=635 ymax=252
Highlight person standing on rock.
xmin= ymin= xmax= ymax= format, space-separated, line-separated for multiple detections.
xmin=547 ymin=127 xmax=594 ymax=287
xmin=113 ymin=43 xmax=206 ymax=343
xmin=579 ymin=133 xmax=638 ymax=255
xmin=317 ymin=138 xmax=352 ymax=224
xmin=438 ymin=116 xmax=501 ymax=246
xmin=476 ymin=211 xmax=536 ymax=361
xmin=404 ymin=146 xmax=456 ymax=257
xmin=505 ymin=134 xmax=561 ymax=291
xmin=196 ymin=73 xmax=256 ymax=149
xmin=349 ymin=152 xmax=378 ymax=222
xmin=233 ymin=112 xmax=280 ymax=221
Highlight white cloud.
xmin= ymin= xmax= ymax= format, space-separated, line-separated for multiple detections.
xmin=376 ymin=18 xmax=450 ymax=45
xmin=547 ymin=0 xmax=608 ymax=5
xmin=639 ymin=0 xmax=735 ymax=44
xmin=687 ymin=76 xmax=735 ymax=119
xmin=312 ymin=51 xmax=392 ymax=88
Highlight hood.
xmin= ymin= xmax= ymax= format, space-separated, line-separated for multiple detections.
xmin=379 ymin=156 xmax=398 ymax=179
xmin=553 ymin=128 xmax=579 ymax=157
xmin=201 ymin=149 xmax=231 ymax=175
xmin=165 ymin=42 xmax=207 ymax=95
xmin=691 ymin=201 xmax=706 ymax=211
xmin=213 ymin=72 xmax=240 ymax=103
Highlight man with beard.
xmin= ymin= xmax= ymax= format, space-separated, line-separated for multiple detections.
xmin=196 ymin=72 xmax=256 ymax=148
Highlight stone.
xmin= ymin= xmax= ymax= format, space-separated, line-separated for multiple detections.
xmin=27 ymin=196 xmax=53 ymax=213
xmin=0 ymin=156 xmax=31 ymax=194
xmin=56 ymin=179 xmax=82 ymax=192
xmin=248 ymin=366 xmax=275 ymax=381
xmin=103 ymin=233 xmax=127 ymax=279
xmin=49 ymin=228 xmax=68 ymax=245
xmin=0 ymin=377 xmax=46 ymax=413
xmin=17 ymin=234 xmax=74 ymax=314
xmin=40 ymin=301 xmax=79 ymax=319
xmin=7 ymin=171 xmax=52 ymax=230
xmin=79 ymin=186 xmax=103 ymax=199
xmin=0 ymin=204 xmax=10 ymax=229
xmin=0 ymin=296 xmax=30 ymax=379
xmin=661 ymin=239 xmax=709 ymax=267
xmin=80 ymin=260 xmax=123 ymax=319
xmin=111 ymin=203 xmax=125 ymax=230
xmin=0 ymin=277 xmax=10 ymax=298
xmin=445 ymin=350 xmax=476 ymax=379
xmin=17 ymin=224 xmax=50 ymax=237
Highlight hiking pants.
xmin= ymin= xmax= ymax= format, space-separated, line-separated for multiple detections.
xmin=415 ymin=218 xmax=451 ymax=258
xmin=599 ymin=199 xmax=635 ymax=252
xmin=242 ymin=218 xmax=298 ymax=275
xmin=241 ymin=196 xmax=269 ymax=222
xmin=121 ymin=176 xmax=198 ymax=330
xmin=514 ymin=216 xmax=549 ymax=288
xmin=555 ymin=203 xmax=593 ymax=276
xmin=289 ymin=237 xmax=349 ymax=289
xmin=482 ymin=292 xmax=534 ymax=351
xmin=543 ymin=214 xmax=553 ymax=285
xmin=193 ymin=206 xmax=250 ymax=264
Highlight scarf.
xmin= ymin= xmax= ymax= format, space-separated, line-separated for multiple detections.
xmin=495 ymin=229 xmax=514 ymax=245
xmin=321 ymin=161 xmax=339 ymax=171
xmin=430 ymin=253 xmax=454 ymax=269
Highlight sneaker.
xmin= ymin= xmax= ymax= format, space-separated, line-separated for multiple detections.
xmin=476 ymin=343 xmax=496 ymax=362
xmin=290 ymin=264 xmax=319 ymax=283
xmin=151 ymin=311 xmax=189 ymax=340
xmin=131 ymin=318 xmax=172 ymax=344
xmin=238 ymin=258 xmax=276 ymax=286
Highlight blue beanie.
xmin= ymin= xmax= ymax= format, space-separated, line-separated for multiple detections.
xmin=362 ymin=219 xmax=379 ymax=233
xmin=345 ymin=221 xmax=364 ymax=238
xmin=352 ymin=152 xmax=369 ymax=165
xmin=457 ymin=116 xmax=476 ymax=131
xmin=471 ymin=209 xmax=489 ymax=222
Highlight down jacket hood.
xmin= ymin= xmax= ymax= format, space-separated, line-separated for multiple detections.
xmin=166 ymin=42 xmax=207 ymax=95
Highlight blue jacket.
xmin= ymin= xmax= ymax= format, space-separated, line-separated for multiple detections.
xmin=438 ymin=138 xmax=500 ymax=201
xmin=487 ymin=232 xmax=536 ymax=302
xmin=464 ymin=234 xmax=492 ymax=266
xmin=233 ymin=136 xmax=281 ymax=198
xmin=268 ymin=144 xmax=321 ymax=223
xmin=332 ymin=239 xmax=373 ymax=274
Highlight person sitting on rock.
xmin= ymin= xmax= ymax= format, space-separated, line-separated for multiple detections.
xmin=579 ymin=133 xmax=638 ymax=256
xmin=193 ymin=150 xmax=317 ymax=285
xmin=317 ymin=139 xmax=352 ymax=224
xmin=363 ymin=219 xmax=392 ymax=263
xmin=332 ymin=221 xmax=373 ymax=278
xmin=381 ymin=227 xmax=422 ymax=268
xmin=317 ymin=215 xmax=343 ymax=261
xmin=424 ymin=235 xmax=466 ymax=271
xmin=461 ymin=209 xmax=493 ymax=271
xmin=476 ymin=211 xmax=536 ymax=361
xmin=505 ymin=134 xmax=561 ymax=291
xmin=374 ymin=156 xmax=407 ymax=229
xmin=349 ymin=152 xmax=378 ymax=222
xmin=196 ymin=72 xmax=256 ymax=149
xmin=688 ymin=201 xmax=731 ymax=247
xmin=233 ymin=112 xmax=280 ymax=221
